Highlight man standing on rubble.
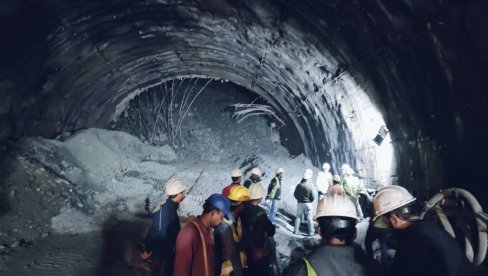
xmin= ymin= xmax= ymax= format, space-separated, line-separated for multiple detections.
xmin=141 ymin=178 xmax=187 ymax=276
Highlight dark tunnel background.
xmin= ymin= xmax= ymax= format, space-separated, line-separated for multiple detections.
xmin=1 ymin=0 xmax=487 ymax=205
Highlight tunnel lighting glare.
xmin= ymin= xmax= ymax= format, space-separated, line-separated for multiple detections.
xmin=340 ymin=76 xmax=395 ymax=185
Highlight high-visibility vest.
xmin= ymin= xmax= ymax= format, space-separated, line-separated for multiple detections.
xmin=268 ymin=177 xmax=280 ymax=198
xmin=302 ymin=257 xmax=318 ymax=276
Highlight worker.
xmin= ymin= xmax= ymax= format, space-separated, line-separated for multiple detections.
xmin=173 ymin=194 xmax=231 ymax=276
xmin=266 ymin=167 xmax=284 ymax=225
xmin=293 ymin=169 xmax=315 ymax=236
xmin=285 ymin=193 xmax=382 ymax=276
xmin=315 ymin=163 xmax=333 ymax=200
xmin=372 ymin=185 xmax=477 ymax=276
xmin=214 ymin=186 xmax=251 ymax=276
xmin=341 ymin=164 xmax=369 ymax=219
xmin=242 ymin=183 xmax=278 ymax=276
xmin=326 ymin=174 xmax=344 ymax=196
xmin=223 ymin=168 xmax=243 ymax=198
xmin=141 ymin=178 xmax=187 ymax=276
xmin=243 ymin=167 xmax=262 ymax=189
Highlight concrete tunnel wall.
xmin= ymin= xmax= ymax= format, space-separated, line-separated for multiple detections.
xmin=0 ymin=0 xmax=487 ymax=205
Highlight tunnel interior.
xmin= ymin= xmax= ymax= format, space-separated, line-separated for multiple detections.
xmin=0 ymin=0 xmax=487 ymax=274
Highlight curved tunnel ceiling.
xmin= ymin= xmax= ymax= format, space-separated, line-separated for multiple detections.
xmin=1 ymin=0 xmax=488 ymax=203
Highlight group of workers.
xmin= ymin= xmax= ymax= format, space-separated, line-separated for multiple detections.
xmin=141 ymin=164 xmax=483 ymax=276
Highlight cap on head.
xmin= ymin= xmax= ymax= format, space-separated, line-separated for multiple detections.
xmin=228 ymin=186 xmax=251 ymax=202
xmin=315 ymin=193 xmax=358 ymax=221
xmin=205 ymin=193 xmax=231 ymax=218
xmin=276 ymin=168 xmax=285 ymax=174
xmin=250 ymin=167 xmax=262 ymax=176
xmin=372 ymin=185 xmax=416 ymax=221
xmin=231 ymin=168 xmax=243 ymax=177
xmin=164 ymin=178 xmax=187 ymax=196
xmin=248 ymin=183 xmax=266 ymax=200
xmin=332 ymin=174 xmax=341 ymax=182
xmin=303 ymin=169 xmax=314 ymax=180
xmin=322 ymin=163 xmax=330 ymax=170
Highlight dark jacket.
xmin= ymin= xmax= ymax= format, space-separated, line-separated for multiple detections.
xmin=214 ymin=216 xmax=245 ymax=276
xmin=388 ymin=220 xmax=476 ymax=276
xmin=144 ymin=198 xmax=180 ymax=255
xmin=241 ymin=204 xmax=276 ymax=251
xmin=241 ymin=204 xmax=277 ymax=276
xmin=243 ymin=177 xmax=259 ymax=189
xmin=293 ymin=180 xmax=315 ymax=203
xmin=285 ymin=244 xmax=382 ymax=276
xmin=266 ymin=176 xmax=282 ymax=200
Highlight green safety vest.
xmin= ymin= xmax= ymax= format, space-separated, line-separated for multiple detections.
xmin=268 ymin=177 xmax=280 ymax=198
xmin=302 ymin=257 xmax=318 ymax=276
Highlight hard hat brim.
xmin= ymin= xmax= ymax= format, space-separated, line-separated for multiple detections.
xmin=372 ymin=197 xmax=416 ymax=221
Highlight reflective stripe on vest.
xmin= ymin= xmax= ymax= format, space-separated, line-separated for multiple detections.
xmin=302 ymin=257 xmax=318 ymax=276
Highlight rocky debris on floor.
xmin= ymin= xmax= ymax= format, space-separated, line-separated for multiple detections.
xmin=0 ymin=151 xmax=83 ymax=249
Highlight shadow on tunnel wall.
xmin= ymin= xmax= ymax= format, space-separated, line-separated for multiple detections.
xmin=96 ymin=213 xmax=152 ymax=276
xmin=0 ymin=144 xmax=13 ymax=216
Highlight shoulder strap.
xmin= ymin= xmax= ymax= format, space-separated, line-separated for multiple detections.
xmin=191 ymin=221 xmax=209 ymax=276
xmin=302 ymin=257 xmax=318 ymax=276
xmin=223 ymin=217 xmax=239 ymax=242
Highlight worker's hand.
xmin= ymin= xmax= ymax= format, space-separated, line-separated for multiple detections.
xmin=139 ymin=250 xmax=152 ymax=260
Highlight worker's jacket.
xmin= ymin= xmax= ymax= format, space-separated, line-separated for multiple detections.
xmin=173 ymin=216 xmax=214 ymax=276
xmin=144 ymin=198 xmax=180 ymax=255
xmin=214 ymin=216 xmax=246 ymax=276
xmin=267 ymin=176 xmax=282 ymax=200
xmin=285 ymin=244 xmax=382 ymax=276
xmin=240 ymin=204 xmax=276 ymax=261
xmin=315 ymin=171 xmax=332 ymax=195
xmin=388 ymin=220 xmax=477 ymax=276
xmin=294 ymin=179 xmax=315 ymax=203
xmin=342 ymin=175 xmax=360 ymax=199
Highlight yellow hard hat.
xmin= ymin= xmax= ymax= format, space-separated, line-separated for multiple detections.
xmin=228 ymin=185 xmax=251 ymax=202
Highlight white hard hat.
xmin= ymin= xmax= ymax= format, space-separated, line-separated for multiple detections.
xmin=315 ymin=193 xmax=358 ymax=221
xmin=341 ymin=164 xmax=351 ymax=170
xmin=303 ymin=169 xmax=313 ymax=180
xmin=332 ymin=174 xmax=341 ymax=182
xmin=248 ymin=183 xmax=266 ymax=200
xmin=164 ymin=178 xmax=187 ymax=196
xmin=373 ymin=185 xmax=416 ymax=221
xmin=276 ymin=168 xmax=285 ymax=174
xmin=231 ymin=168 xmax=243 ymax=177
xmin=250 ymin=167 xmax=262 ymax=176
xmin=322 ymin=163 xmax=330 ymax=170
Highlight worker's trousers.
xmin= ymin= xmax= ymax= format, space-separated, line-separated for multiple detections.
xmin=294 ymin=203 xmax=314 ymax=235
xmin=268 ymin=199 xmax=279 ymax=224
